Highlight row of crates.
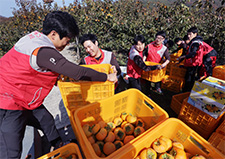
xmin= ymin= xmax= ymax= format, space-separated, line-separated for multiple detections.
xmin=40 ymin=89 xmax=224 ymax=159
xmin=39 ymin=64 xmax=224 ymax=158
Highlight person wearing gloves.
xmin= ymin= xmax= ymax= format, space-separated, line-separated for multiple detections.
xmin=0 ymin=11 xmax=117 ymax=159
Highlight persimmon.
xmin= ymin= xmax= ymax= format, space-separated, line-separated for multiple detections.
xmin=105 ymin=122 xmax=116 ymax=132
xmin=103 ymin=142 xmax=116 ymax=156
xmin=91 ymin=123 xmax=101 ymax=134
xmin=82 ymin=124 xmax=92 ymax=137
xmin=159 ymin=136 xmax=172 ymax=151
xmin=123 ymin=123 xmax=135 ymax=135
xmin=152 ymin=138 xmax=168 ymax=153
xmin=96 ymin=141 xmax=104 ymax=152
xmin=88 ymin=135 xmax=95 ymax=144
xmin=126 ymin=114 xmax=137 ymax=124
xmin=172 ymin=141 xmax=184 ymax=150
xmin=136 ymin=118 xmax=145 ymax=127
xmin=121 ymin=112 xmax=128 ymax=121
xmin=104 ymin=131 xmax=116 ymax=142
xmin=170 ymin=147 xmax=187 ymax=159
xmin=114 ymin=127 xmax=126 ymax=140
xmin=121 ymin=121 xmax=128 ymax=129
xmin=158 ymin=152 xmax=174 ymax=159
xmin=139 ymin=148 xmax=157 ymax=159
xmin=114 ymin=117 xmax=123 ymax=126
xmin=96 ymin=127 xmax=107 ymax=141
xmin=123 ymin=135 xmax=135 ymax=144
xmin=114 ymin=140 xmax=124 ymax=150
xmin=191 ymin=155 xmax=206 ymax=159
xmin=92 ymin=143 xmax=102 ymax=157
xmin=134 ymin=126 xmax=145 ymax=137
xmin=98 ymin=120 xmax=106 ymax=128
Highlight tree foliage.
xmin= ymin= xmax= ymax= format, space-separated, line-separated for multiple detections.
xmin=0 ymin=0 xmax=224 ymax=65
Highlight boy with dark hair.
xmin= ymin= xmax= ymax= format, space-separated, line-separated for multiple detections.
xmin=127 ymin=35 xmax=161 ymax=91
xmin=79 ymin=33 xmax=121 ymax=76
xmin=143 ymin=31 xmax=170 ymax=95
xmin=0 ymin=11 xmax=117 ymax=158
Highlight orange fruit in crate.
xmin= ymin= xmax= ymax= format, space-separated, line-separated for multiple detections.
xmin=123 ymin=135 xmax=135 ymax=144
xmin=114 ymin=127 xmax=126 ymax=140
xmin=92 ymin=143 xmax=102 ymax=157
xmin=134 ymin=126 xmax=145 ymax=137
xmin=172 ymin=141 xmax=184 ymax=150
xmin=170 ymin=147 xmax=187 ymax=159
xmin=152 ymin=138 xmax=168 ymax=153
xmin=123 ymin=123 xmax=134 ymax=135
xmin=121 ymin=112 xmax=128 ymax=121
xmin=126 ymin=114 xmax=137 ymax=124
xmin=96 ymin=128 xmax=107 ymax=141
xmin=91 ymin=123 xmax=101 ymax=134
xmin=114 ymin=140 xmax=124 ymax=150
xmin=191 ymin=154 xmax=206 ymax=159
xmin=104 ymin=131 xmax=116 ymax=142
xmin=158 ymin=152 xmax=174 ymax=159
xmin=139 ymin=148 xmax=157 ymax=159
xmin=98 ymin=120 xmax=106 ymax=128
xmin=82 ymin=124 xmax=92 ymax=137
xmin=159 ymin=136 xmax=172 ymax=151
xmin=114 ymin=117 xmax=123 ymax=126
xmin=136 ymin=118 xmax=145 ymax=127
xmin=103 ymin=142 xmax=116 ymax=155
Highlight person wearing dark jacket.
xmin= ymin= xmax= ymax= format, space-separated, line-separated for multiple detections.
xmin=127 ymin=35 xmax=161 ymax=91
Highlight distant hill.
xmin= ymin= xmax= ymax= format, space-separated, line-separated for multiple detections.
xmin=0 ymin=15 xmax=11 ymax=24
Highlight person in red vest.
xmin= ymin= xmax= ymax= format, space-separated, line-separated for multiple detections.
xmin=127 ymin=35 xmax=161 ymax=92
xmin=79 ymin=34 xmax=121 ymax=75
xmin=179 ymin=27 xmax=217 ymax=92
xmin=0 ymin=11 xmax=117 ymax=159
xmin=143 ymin=31 xmax=170 ymax=95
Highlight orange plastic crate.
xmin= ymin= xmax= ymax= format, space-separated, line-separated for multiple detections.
xmin=170 ymin=64 xmax=186 ymax=79
xmin=170 ymin=92 xmax=190 ymax=114
xmin=178 ymin=98 xmax=225 ymax=139
xmin=213 ymin=65 xmax=225 ymax=80
xmin=208 ymin=132 xmax=225 ymax=156
xmin=162 ymin=75 xmax=185 ymax=93
xmin=38 ymin=143 xmax=82 ymax=159
xmin=116 ymin=118 xmax=224 ymax=159
xmin=73 ymin=89 xmax=169 ymax=159
xmin=141 ymin=61 xmax=166 ymax=82
xmin=216 ymin=119 xmax=225 ymax=135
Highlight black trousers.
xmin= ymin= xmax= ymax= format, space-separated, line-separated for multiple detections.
xmin=0 ymin=105 xmax=60 ymax=159
xmin=183 ymin=66 xmax=199 ymax=92
xmin=128 ymin=77 xmax=142 ymax=91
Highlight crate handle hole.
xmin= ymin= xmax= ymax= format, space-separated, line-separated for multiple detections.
xmin=144 ymin=100 xmax=154 ymax=110
xmin=189 ymin=136 xmax=209 ymax=154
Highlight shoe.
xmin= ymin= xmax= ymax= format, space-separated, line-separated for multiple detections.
xmin=153 ymin=88 xmax=163 ymax=95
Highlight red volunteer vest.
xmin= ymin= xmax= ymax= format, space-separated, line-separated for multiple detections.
xmin=146 ymin=42 xmax=167 ymax=63
xmin=0 ymin=31 xmax=59 ymax=110
xmin=127 ymin=45 xmax=143 ymax=78
xmin=184 ymin=40 xmax=204 ymax=67
xmin=84 ymin=49 xmax=112 ymax=64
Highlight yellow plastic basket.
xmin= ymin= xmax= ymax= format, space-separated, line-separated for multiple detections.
xmin=58 ymin=64 xmax=114 ymax=135
xmin=178 ymin=98 xmax=225 ymax=139
xmin=73 ymin=89 xmax=169 ymax=159
xmin=141 ymin=61 xmax=166 ymax=82
xmin=170 ymin=64 xmax=187 ymax=79
xmin=38 ymin=143 xmax=82 ymax=159
xmin=119 ymin=118 xmax=225 ymax=159
xmin=213 ymin=65 xmax=225 ymax=80
xmin=162 ymin=75 xmax=185 ymax=93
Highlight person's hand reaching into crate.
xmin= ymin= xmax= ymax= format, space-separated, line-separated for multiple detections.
xmin=107 ymin=72 xmax=118 ymax=84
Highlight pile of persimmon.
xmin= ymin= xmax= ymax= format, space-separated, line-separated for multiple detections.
xmin=82 ymin=112 xmax=146 ymax=157
xmin=134 ymin=136 xmax=206 ymax=159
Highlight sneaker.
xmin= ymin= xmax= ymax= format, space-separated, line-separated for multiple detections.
xmin=153 ymin=88 xmax=163 ymax=95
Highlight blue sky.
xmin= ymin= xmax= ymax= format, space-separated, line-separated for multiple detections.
xmin=0 ymin=0 xmax=72 ymax=17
